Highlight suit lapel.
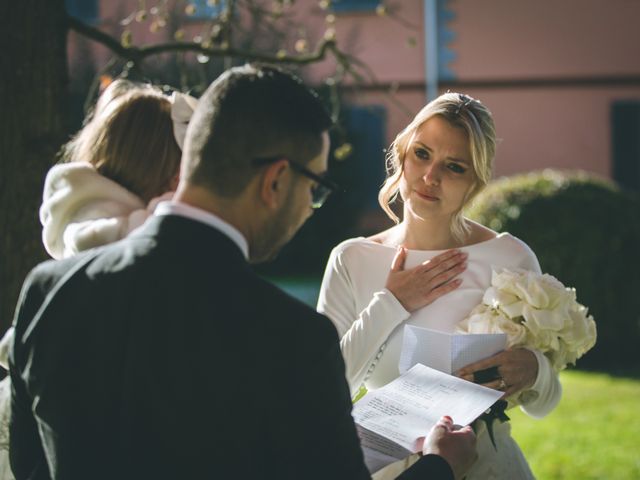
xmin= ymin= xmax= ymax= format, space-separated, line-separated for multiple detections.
xmin=22 ymin=250 xmax=101 ymax=345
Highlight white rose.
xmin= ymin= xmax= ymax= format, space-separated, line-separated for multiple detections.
xmin=499 ymin=299 xmax=526 ymax=319
xmin=483 ymin=286 xmax=518 ymax=309
xmin=583 ymin=315 xmax=597 ymax=354
xmin=520 ymin=274 xmax=568 ymax=310
xmin=491 ymin=269 xmax=526 ymax=297
xmin=560 ymin=305 xmax=597 ymax=356
xmin=491 ymin=269 xmax=569 ymax=310
xmin=482 ymin=287 xmax=525 ymax=320
xmin=456 ymin=309 xmax=528 ymax=347
xmin=520 ymin=305 xmax=560 ymax=351
xmin=457 ymin=308 xmax=499 ymax=334
xmin=521 ymin=304 xmax=566 ymax=332
xmin=493 ymin=314 xmax=528 ymax=347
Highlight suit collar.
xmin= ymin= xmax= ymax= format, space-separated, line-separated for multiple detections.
xmin=131 ymin=215 xmax=248 ymax=265
xmin=154 ymin=201 xmax=249 ymax=260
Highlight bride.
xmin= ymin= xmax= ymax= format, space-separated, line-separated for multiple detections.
xmin=317 ymin=92 xmax=561 ymax=479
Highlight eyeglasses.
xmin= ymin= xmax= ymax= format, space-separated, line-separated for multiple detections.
xmin=253 ymin=156 xmax=341 ymax=209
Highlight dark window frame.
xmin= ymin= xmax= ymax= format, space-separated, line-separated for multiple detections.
xmin=331 ymin=0 xmax=379 ymax=13
xmin=612 ymin=101 xmax=640 ymax=191
xmin=185 ymin=0 xmax=226 ymax=20
xmin=65 ymin=0 xmax=99 ymax=23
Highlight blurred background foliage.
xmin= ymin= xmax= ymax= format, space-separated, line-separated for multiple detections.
xmin=466 ymin=169 xmax=640 ymax=373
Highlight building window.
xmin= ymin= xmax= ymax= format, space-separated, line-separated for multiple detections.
xmin=612 ymin=101 xmax=640 ymax=191
xmin=331 ymin=0 xmax=379 ymax=13
xmin=65 ymin=0 xmax=99 ymax=23
xmin=186 ymin=0 xmax=226 ymax=19
xmin=342 ymin=105 xmax=387 ymax=209
xmin=437 ymin=0 xmax=456 ymax=81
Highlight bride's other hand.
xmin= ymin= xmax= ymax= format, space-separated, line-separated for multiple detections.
xmin=385 ymin=247 xmax=467 ymax=312
xmin=456 ymin=348 xmax=538 ymax=398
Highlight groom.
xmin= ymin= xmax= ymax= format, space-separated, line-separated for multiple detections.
xmin=9 ymin=65 xmax=475 ymax=479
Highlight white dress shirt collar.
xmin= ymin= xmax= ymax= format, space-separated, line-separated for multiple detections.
xmin=154 ymin=201 xmax=249 ymax=260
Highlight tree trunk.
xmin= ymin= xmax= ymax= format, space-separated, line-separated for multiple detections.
xmin=0 ymin=0 xmax=68 ymax=335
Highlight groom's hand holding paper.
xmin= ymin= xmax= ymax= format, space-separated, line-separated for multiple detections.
xmin=352 ymin=364 xmax=503 ymax=473
xmin=419 ymin=416 xmax=478 ymax=480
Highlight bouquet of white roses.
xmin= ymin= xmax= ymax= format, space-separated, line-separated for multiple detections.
xmin=456 ymin=268 xmax=597 ymax=372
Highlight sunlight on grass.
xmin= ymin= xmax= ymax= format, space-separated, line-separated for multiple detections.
xmin=510 ymin=370 xmax=640 ymax=479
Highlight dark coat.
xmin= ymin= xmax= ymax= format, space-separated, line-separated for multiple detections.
xmin=9 ymin=214 xmax=452 ymax=480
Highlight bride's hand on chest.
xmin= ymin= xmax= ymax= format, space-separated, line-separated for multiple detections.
xmin=385 ymin=247 xmax=468 ymax=312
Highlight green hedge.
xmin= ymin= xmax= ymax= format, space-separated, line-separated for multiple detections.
xmin=466 ymin=169 xmax=640 ymax=372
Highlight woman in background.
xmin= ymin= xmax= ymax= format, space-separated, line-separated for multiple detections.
xmin=39 ymin=79 xmax=193 ymax=259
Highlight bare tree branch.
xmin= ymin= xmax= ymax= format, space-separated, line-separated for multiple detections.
xmin=67 ymin=15 xmax=134 ymax=58
xmin=66 ymin=13 xmax=340 ymax=66
xmin=138 ymin=38 xmax=338 ymax=64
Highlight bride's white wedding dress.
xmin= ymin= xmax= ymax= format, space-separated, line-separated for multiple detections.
xmin=0 ymin=329 xmax=14 ymax=480
xmin=318 ymin=233 xmax=562 ymax=479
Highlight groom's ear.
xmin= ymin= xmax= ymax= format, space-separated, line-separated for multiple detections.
xmin=259 ymin=159 xmax=290 ymax=210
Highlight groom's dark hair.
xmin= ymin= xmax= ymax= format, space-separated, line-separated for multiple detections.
xmin=182 ymin=64 xmax=333 ymax=197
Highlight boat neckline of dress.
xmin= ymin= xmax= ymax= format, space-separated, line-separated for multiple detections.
xmin=357 ymin=231 xmax=510 ymax=253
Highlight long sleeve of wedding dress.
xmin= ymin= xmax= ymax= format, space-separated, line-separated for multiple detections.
xmin=318 ymin=254 xmax=410 ymax=395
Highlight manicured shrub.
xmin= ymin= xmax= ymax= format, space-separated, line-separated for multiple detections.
xmin=466 ymin=169 xmax=640 ymax=372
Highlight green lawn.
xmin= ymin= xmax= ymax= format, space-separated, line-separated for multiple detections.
xmin=510 ymin=370 xmax=640 ymax=479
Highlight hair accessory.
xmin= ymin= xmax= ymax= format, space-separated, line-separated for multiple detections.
xmin=453 ymin=93 xmax=474 ymax=116
xmin=170 ymin=92 xmax=198 ymax=150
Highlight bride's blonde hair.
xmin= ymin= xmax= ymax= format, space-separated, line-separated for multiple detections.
xmin=378 ymin=92 xmax=497 ymax=243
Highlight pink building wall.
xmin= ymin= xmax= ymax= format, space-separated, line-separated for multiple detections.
xmin=300 ymin=2 xmax=427 ymax=85
xmin=463 ymin=86 xmax=640 ymax=177
xmin=451 ymin=0 xmax=640 ymax=79
xmin=448 ymin=0 xmax=640 ymax=178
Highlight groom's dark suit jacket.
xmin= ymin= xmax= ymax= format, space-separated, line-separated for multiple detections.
xmin=9 ymin=214 xmax=452 ymax=479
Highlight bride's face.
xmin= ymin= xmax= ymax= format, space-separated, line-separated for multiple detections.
xmin=399 ymin=115 xmax=475 ymax=222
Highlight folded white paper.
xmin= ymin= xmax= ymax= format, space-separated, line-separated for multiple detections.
xmin=399 ymin=325 xmax=507 ymax=375
xmin=353 ymin=364 xmax=504 ymax=473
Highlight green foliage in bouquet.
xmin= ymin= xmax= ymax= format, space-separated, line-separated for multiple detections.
xmin=465 ymin=169 xmax=640 ymax=372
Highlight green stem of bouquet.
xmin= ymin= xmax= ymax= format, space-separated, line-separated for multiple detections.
xmin=473 ymin=399 xmax=510 ymax=451
xmin=352 ymin=385 xmax=368 ymax=404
